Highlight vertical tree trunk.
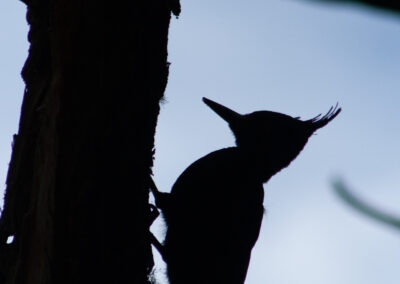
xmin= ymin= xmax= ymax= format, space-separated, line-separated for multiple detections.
xmin=0 ymin=0 xmax=177 ymax=283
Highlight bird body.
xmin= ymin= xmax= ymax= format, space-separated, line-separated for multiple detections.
xmin=161 ymin=147 xmax=264 ymax=284
xmin=151 ymin=98 xmax=341 ymax=284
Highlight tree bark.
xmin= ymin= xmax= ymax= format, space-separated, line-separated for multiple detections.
xmin=0 ymin=0 xmax=177 ymax=283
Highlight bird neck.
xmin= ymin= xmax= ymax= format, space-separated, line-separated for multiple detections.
xmin=238 ymin=147 xmax=294 ymax=183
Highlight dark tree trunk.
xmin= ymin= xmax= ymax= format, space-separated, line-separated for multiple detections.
xmin=0 ymin=0 xmax=177 ymax=283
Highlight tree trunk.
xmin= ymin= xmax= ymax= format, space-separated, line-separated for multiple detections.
xmin=0 ymin=0 xmax=177 ymax=283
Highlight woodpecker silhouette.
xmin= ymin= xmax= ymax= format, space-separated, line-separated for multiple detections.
xmin=150 ymin=98 xmax=341 ymax=284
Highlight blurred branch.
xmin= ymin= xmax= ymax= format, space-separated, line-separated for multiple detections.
xmin=332 ymin=179 xmax=400 ymax=230
xmin=308 ymin=0 xmax=400 ymax=15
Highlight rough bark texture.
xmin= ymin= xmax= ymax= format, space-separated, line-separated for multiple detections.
xmin=0 ymin=0 xmax=175 ymax=283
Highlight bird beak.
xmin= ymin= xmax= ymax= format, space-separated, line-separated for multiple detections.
xmin=202 ymin=97 xmax=242 ymax=125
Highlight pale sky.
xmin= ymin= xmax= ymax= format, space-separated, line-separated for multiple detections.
xmin=1 ymin=0 xmax=400 ymax=283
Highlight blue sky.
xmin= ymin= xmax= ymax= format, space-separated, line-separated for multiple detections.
xmin=1 ymin=0 xmax=400 ymax=283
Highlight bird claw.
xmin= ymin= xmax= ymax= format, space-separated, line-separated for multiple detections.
xmin=149 ymin=204 xmax=160 ymax=226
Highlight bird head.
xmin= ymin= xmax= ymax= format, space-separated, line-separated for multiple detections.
xmin=203 ymin=97 xmax=341 ymax=177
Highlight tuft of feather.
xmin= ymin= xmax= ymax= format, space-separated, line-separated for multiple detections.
xmin=305 ymin=103 xmax=341 ymax=131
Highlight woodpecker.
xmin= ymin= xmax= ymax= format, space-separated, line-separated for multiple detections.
xmin=150 ymin=98 xmax=341 ymax=284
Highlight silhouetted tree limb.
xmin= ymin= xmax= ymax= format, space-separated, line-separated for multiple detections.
xmin=332 ymin=179 xmax=400 ymax=230
xmin=307 ymin=0 xmax=400 ymax=14
xmin=0 ymin=0 xmax=178 ymax=283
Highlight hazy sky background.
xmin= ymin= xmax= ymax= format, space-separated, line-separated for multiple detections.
xmin=1 ymin=0 xmax=399 ymax=283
